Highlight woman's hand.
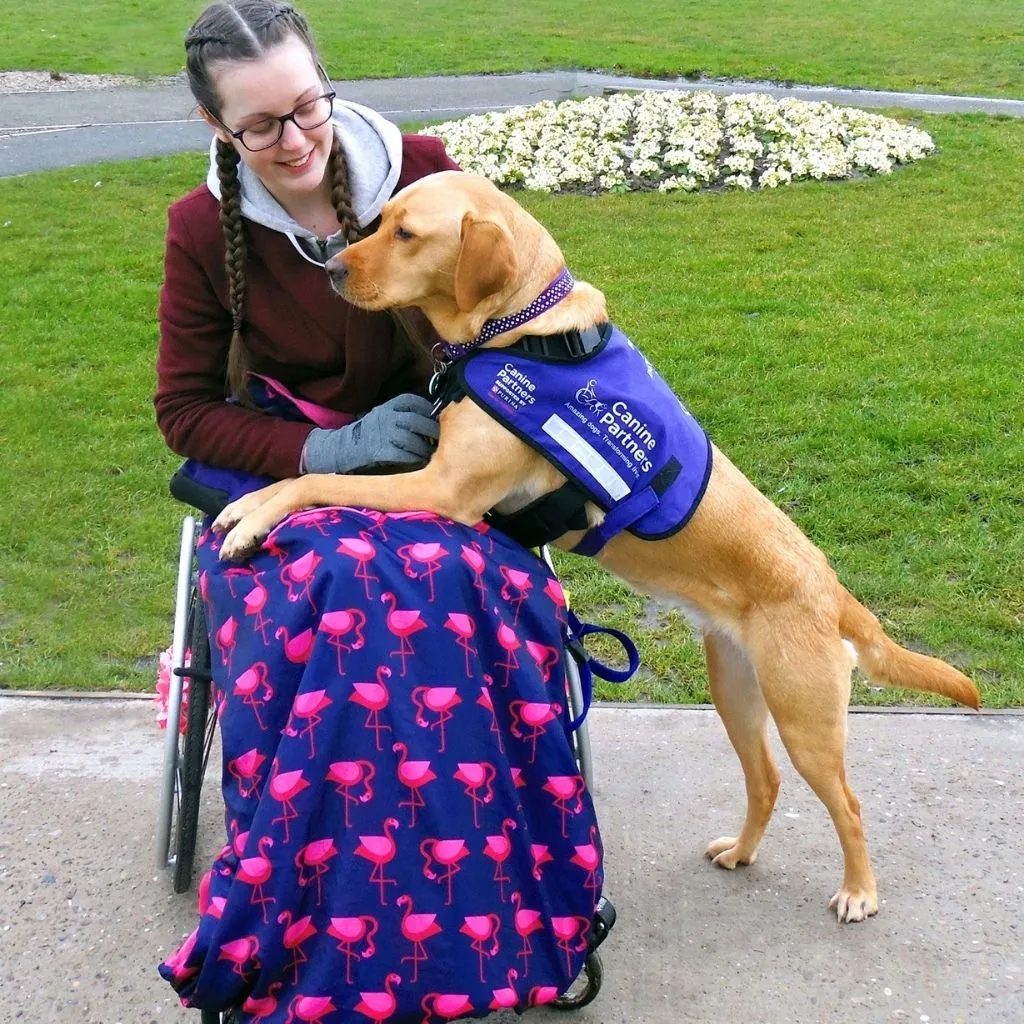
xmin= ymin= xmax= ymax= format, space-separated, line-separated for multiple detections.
xmin=301 ymin=394 xmax=439 ymax=474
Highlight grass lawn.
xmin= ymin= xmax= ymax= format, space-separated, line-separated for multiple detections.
xmin=0 ymin=112 xmax=1020 ymax=703
xmin=2 ymin=0 xmax=1023 ymax=98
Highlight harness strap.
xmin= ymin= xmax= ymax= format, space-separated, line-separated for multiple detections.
xmin=562 ymin=608 xmax=641 ymax=733
xmin=486 ymin=481 xmax=590 ymax=549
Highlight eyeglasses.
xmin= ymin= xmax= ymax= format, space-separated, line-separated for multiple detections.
xmin=215 ymin=71 xmax=337 ymax=152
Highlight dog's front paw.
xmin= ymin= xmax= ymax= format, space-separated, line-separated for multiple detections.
xmin=829 ymin=884 xmax=878 ymax=923
xmin=218 ymin=518 xmax=269 ymax=561
xmin=213 ymin=493 xmax=264 ymax=534
xmin=705 ymin=836 xmax=757 ymax=869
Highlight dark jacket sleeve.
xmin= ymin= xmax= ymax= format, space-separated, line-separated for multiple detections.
xmin=154 ymin=193 xmax=315 ymax=478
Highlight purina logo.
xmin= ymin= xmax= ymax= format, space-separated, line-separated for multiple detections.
xmin=575 ymin=378 xmax=608 ymax=414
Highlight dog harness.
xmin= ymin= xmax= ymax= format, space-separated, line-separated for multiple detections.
xmin=433 ymin=322 xmax=713 ymax=555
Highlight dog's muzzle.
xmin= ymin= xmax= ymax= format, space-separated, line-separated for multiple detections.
xmin=324 ymin=255 xmax=349 ymax=296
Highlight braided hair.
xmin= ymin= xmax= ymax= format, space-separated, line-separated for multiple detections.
xmin=185 ymin=1 xmax=369 ymax=404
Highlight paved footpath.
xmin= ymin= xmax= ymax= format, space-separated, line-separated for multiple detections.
xmin=2 ymin=70 xmax=1023 ymax=177
xmin=1 ymin=695 xmax=1022 ymax=1023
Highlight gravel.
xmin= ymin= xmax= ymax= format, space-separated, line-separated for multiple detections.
xmin=0 ymin=70 xmax=185 ymax=94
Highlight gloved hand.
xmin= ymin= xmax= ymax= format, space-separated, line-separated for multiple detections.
xmin=301 ymin=393 xmax=439 ymax=475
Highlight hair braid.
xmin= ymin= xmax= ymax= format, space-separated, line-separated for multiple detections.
xmin=215 ymin=138 xmax=254 ymax=405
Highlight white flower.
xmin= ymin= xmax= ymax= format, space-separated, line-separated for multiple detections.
xmin=420 ymin=90 xmax=934 ymax=195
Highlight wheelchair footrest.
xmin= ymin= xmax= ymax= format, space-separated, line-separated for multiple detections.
xmin=588 ymin=896 xmax=617 ymax=952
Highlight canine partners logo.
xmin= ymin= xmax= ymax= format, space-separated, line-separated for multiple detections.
xmin=575 ymin=378 xmax=608 ymax=414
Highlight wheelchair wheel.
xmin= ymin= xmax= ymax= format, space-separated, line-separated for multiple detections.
xmin=550 ymin=951 xmax=603 ymax=1011
xmin=172 ymin=592 xmax=215 ymax=894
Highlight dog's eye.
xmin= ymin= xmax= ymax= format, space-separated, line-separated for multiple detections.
xmin=394 ymin=226 xmax=414 ymax=242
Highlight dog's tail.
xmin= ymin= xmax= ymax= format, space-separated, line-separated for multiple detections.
xmin=839 ymin=590 xmax=981 ymax=709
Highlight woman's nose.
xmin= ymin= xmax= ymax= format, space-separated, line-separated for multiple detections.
xmin=278 ymin=117 xmax=306 ymax=149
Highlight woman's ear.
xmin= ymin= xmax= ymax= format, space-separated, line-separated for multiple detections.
xmin=453 ymin=213 xmax=518 ymax=313
xmin=197 ymin=105 xmax=231 ymax=144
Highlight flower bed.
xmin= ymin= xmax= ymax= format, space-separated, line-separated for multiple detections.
xmin=419 ymin=89 xmax=936 ymax=194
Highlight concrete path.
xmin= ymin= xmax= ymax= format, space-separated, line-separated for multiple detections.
xmin=1 ymin=696 xmax=1021 ymax=1023
xmin=2 ymin=71 xmax=1023 ymax=177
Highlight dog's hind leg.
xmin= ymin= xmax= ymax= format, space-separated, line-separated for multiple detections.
xmin=703 ymin=631 xmax=781 ymax=870
xmin=747 ymin=622 xmax=878 ymax=922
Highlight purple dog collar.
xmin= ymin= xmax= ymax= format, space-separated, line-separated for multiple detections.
xmin=442 ymin=267 xmax=575 ymax=360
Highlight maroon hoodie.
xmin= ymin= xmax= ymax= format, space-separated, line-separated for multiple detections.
xmin=154 ymin=133 xmax=459 ymax=479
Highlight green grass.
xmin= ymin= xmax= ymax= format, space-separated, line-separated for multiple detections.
xmin=2 ymin=0 xmax=1023 ymax=98
xmin=0 ymin=113 xmax=1022 ymax=703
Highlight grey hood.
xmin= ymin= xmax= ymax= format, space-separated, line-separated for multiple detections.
xmin=205 ymin=99 xmax=403 ymax=263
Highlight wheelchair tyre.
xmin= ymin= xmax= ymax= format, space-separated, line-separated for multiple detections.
xmin=550 ymin=951 xmax=603 ymax=1011
xmin=172 ymin=592 xmax=214 ymax=895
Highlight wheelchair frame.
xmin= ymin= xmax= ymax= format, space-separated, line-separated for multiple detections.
xmin=156 ymin=512 xmax=612 ymax=1020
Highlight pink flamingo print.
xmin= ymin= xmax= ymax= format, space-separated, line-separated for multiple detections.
xmin=543 ymin=774 xmax=587 ymax=839
xmin=264 ymin=536 xmax=289 ymax=564
xmin=459 ymin=542 xmax=489 ymax=609
xmin=443 ymin=613 xmax=478 ymax=676
xmin=218 ymin=934 xmax=260 ymax=977
xmin=387 ymin=509 xmax=452 ymax=535
xmin=354 ymin=972 xmax=401 ymax=1023
xmin=460 ymin=913 xmax=501 ymax=982
xmin=483 ymin=818 xmax=517 ymax=903
xmin=215 ymin=616 xmax=238 ymax=672
xmin=337 ymin=531 xmax=380 ymax=599
xmin=490 ymin=968 xmax=520 ymax=1010
xmin=351 ymin=507 xmax=390 ymax=540
xmin=243 ymin=573 xmax=272 ymax=643
xmin=326 ymin=759 xmax=375 ymax=827
xmin=396 ymin=893 xmax=442 ymax=983
xmin=227 ymin=747 xmax=266 ymax=799
xmin=241 ymin=980 xmax=283 ymax=1022
xmin=530 ymin=843 xmax=553 ymax=881
xmin=420 ymin=838 xmax=469 ymax=907
xmin=233 ymin=662 xmax=273 ymax=730
xmin=163 ymin=927 xmax=199 ymax=982
xmin=397 ymin=541 xmax=449 ymax=602
xmin=453 ymin=761 xmax=496 ymax=828
xmin=289 ymin=507 xmax=337 ymax=535
xmin=411 ymin=686 xmax=462 ymax=753
xmin=495 ymin=622 xmax=521 ymax=686
xmin=512 ymin=892 xmax=543 ymax=977
xmin=317 ymin=608 xmax=367 ymax=674
xmin=295 ymin=837 xmax=337 ymax=907
xmin=278 ymin=910 xmax=317 ymax=984
xmin=473 ymin=520 xmax=495 ymax=552
xmin=223 ymin=565 xmax=255 ymax=597
xmin=269 ymin=763 xmax=309 ymax=843
xmin=355 ymin=817 xmax=400 ymax=905
xmin=276 ymin=625 xmax=315 ymax=665
xmin=543 ymin=576 xmax=567 ymax=623
xmin=280 ymin=548 xmax=321 ymax=611
xmin=509 ymin=700 xmax=562 ymax=764
xmin=349 ymin=666 xmax=392 ymax=751
xmin=393 ymin=742 xmax=437 ymax=827
xmin=286 ymin=689 xmax=333 ymax=758
xmin=420 ymin=992 xmax=473 ymax=1023
xmin=499 ymin=565 xmax=533 ymax=624
xmin=380 ymin=592 xmax=426 ymax=676
xmin=528 ymin=985 xmax=559 ymax=1007
xmin=237 ymin=835 xmax=275 ymax=924
xmin=525 ymin=640 xmax=560 ymax=684
xmin=285 ymin=994 xmax=337 ymax=1024
xmin=570 ymin=824 xmax=602 ymax=902
xmin=327 ymin=914 xmax=378 ymax=984
xmin=551 ymin=915 xmax=591 ymax=976
xmin=510 ymin=766 xmax=527 ymax=790
xmin=476 ymin=686 xmax=505 ymax=755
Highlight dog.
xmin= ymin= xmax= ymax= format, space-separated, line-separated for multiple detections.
xmin=214 ymin=171 xmax=981 ymax=923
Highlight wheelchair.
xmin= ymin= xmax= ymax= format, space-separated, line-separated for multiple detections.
xmin=156 ymin=486 xmax=623 ymax=1021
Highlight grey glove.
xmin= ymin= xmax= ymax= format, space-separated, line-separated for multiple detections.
xmin=301 ymin=393 xmax=439 ymax=474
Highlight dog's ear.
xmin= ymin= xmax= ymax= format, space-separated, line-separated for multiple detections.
xmin=453 ymin=213 xmax=518 ymax=313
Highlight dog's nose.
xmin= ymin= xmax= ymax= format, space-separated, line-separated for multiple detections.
xmin=325 ymin=256 xmax=349 ymax=294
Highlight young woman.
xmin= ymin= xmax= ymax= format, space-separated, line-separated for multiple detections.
xmin=156 ymin=3 xmax=605 ymax=1020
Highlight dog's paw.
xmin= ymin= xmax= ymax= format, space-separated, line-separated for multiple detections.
xmin=218 ymin=520 xmax=267 ymax=562
xmin=705 ymin=836 xmax=757 ymax=870
xmin=829 ymin=885 xmax=878 ymax=923
xmin=213 ymin=494 xmax=263 ymax=534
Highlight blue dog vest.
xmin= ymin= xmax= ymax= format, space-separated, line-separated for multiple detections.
xmin=449 ymin=323 xmax=713 ymax=555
